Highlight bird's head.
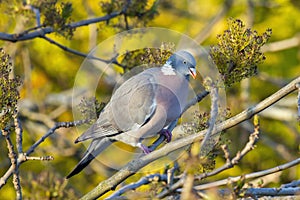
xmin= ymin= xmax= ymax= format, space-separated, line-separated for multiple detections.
xmin=165 ymin=50 xmax=197 ymax=79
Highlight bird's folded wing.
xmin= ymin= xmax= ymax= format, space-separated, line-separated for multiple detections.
xmin=109 ymin=72 xmax=157 ymax=131
xmin=76 ymin=71 xmax=158 ymax=142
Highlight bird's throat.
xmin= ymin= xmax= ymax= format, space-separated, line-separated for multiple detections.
xmin=161 ymin=62 xmax=176 ymax=76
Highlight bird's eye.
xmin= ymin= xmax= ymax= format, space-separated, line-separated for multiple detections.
xmin=183 ymin=60 xmax=187 ymax=64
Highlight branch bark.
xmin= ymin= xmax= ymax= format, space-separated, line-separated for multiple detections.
xmin=0 ymin=11 xmax=123 ymax=42
xmin=0 ymin=120 xmax=88 ymax=189
xmin=1 ymin=129 xmax=22 ymax=200
xmin=194 ymin=157 xmax=300 ymax=191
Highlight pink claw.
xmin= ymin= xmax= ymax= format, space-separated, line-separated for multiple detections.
xmin=137 ymin=143 xmax=152 ymax=154
xmin=160 ymin=129 xmax=172 ymax=143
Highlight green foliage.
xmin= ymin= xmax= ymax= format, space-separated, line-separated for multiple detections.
xmin=181 ymin=109 xmax=231 ymax=175
xmin=119 ymin=43 xmax=175 ymax=71
xmin=210 ymin=18 xmax=272 ymax=87
xmin=33 ymin=0 xmax=74 ymax=39
xmin=185 ymin=152 xmax=217 ymax=175
xmin=0 ymin=48 xmax=21 ymax=130
xmin=184 ymin=111 xmax=210 ymax=133
xmin=22 ymin=171 xmax=78 ymax=199
xmin=182 ymin=108 xmax=231 ymax=134
xmin=100 ymin=0 xmax=158 ymax=29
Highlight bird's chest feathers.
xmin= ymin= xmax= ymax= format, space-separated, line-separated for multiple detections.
xmin=155 ymin=70 xmax=189 ymax=111
xmin=161 ymin=61 xmax=176 ymax=76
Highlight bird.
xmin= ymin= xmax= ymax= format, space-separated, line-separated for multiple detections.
xmin=66 ymin=50 xmax=197 ymax=178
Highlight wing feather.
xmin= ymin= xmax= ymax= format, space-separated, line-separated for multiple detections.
xmin=76 ymin=71 xmax=157 ymax=142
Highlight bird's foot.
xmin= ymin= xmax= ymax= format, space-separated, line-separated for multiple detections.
xmin=137 ymin=143 xmax=152 ymax=154
xmin=160 ymin=129 xmax=172 ymax=143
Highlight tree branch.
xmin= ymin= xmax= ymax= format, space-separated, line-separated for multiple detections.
xmin=199 ymin=116 xmax=259 ymax=179
xmin=1 ymin=129 xmax=22 ymax=200
xmin=281 ymin=179 xmax=300 ymax=188
xmin=157 ymin=115 xmax=260 ymax=198
xmin=200 ymin=83 xmax=219 ymax=156
xmin=194 ymin=158 xmax=300 ymax=191
xmin=41 ymin=36 xmax=109 ymax=63
xmin=41 ymin=36 xmax=126 ymax=68
xmin=0 ymin=120 xmax=88 ymax=189
xmin=182 ymin=90 xmax=210 ymax=116
xmin=106 ymin=174 xmax=167 ymax=199
xmin=0 ymin=10 xmax=123 ymax=42
xmin=14 ymin=116 xmax=23 ymax=154
xmin=262 ymin=34 xmax=300 ymax=52
xmin=80 ymin=77 xmax=300 ymax=199
xmin=244 ymin=187 xmax=300 ymax=197
xmin=297 ymin=82 xmax=300 ymax=123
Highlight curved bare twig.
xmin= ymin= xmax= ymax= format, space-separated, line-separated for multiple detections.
xmin=0 ymin=120 xmax=88 ymax=189
xmin=194 ymin=157 xmax=300 ymax=191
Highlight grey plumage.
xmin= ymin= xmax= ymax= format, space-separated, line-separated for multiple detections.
xmin=66 ymin=50 xmax=197 ymax=178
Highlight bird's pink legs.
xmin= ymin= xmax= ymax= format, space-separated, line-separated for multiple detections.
xmin=137 ymin=143 xmax=152 ymax=154
xmin=160 ymin=129 xmax=172 ymax=142
xmin=137 ymin=129 xmax=172 ymax=154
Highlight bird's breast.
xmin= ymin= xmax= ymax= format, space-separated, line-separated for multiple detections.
xmin=155 ymin=74 xmax=189 ymax=121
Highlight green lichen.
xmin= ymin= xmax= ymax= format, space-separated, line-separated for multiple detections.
xmin=100 ymin=0 xmax=158 ymax=29
xmin=0 ymin=48 xmax=22 ymax=130
xmin=33 ymin=0 xmax=74 ymax=39
xmin=210 ymin=18 xmax=272 ymax=87
xmin=119 ymin=42 xmax=175 ymax=71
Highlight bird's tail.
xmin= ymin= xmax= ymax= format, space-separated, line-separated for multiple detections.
xmin=66 ymin=137 xmax=112 ymax=179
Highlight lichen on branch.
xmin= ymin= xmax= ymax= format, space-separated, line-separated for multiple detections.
xmin=0 ymin=48 xmax=22 ymax=130
xmin=33 ymin=0 xmax=74 ymax=39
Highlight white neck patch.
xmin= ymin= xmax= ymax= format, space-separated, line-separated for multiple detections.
xmin=161 ymin=61 xmax=176 ymax=76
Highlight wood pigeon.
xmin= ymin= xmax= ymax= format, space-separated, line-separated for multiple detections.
xmin=66 ymin=50 xmax=197 ymax=178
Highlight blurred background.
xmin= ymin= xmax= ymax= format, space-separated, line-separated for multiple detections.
xmin=0 ymin=0 xmax=299 ymax=199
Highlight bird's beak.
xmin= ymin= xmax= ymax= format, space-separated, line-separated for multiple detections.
xmin=189 ymin=68 xmax=197 ymax=79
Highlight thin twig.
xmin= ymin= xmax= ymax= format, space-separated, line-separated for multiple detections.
xmin=24 ymin=155 xmax=54 ymax=161
xmin=2 ymin=129 xmax=22 ymax=200
xmin=221 ymin=144 xmax=231 ymax=163
xmin=41 ymin=36 xmax=108 ymax=62
xmin=198 ymin=115 xmax=260 ymax=180
xmin=14 ymin=115 xmax=23 ymax=154
xmin=200 ymin=83 xmax=218 ymax=156
xmin=281 ymin=179 xmax=300 ymax=188
xmin=41 ymin=36 xmax=126 ymax=68
xmin=0 ymin=119 xmax=89 ymax=189
xmin=0 ymin=0 xmax=132 ymax=42
xmin=182 ymin=91 xmax=210 ymax=114
xmin=0 ymin=11 xmax=123 ymax=42
xmin=20 ymin=107 xmax=55 ymax=128
xmin=194 ymin=158 xmax=300 ymax=191
xmin=262 ymin=35 xmax=300 ymax=52
xmin=296 ymin=83 xmax=300 ymax=123
xmin=157 ymin=115 xmax=260 ymax=198
xmin=26 ymin=120 xmax=88 ymax=155
xmin=105 ymin=174 xmax=167 ymax=199
xmin=23 ymin=4 xmax=41 ymax=26
xmin=244 ymin=187 xmax=300 ymax=197
xmin=167 ymin=162 xmax=179 ymax=186
xmin=181 ymin=174 xmax=195 ymax=200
